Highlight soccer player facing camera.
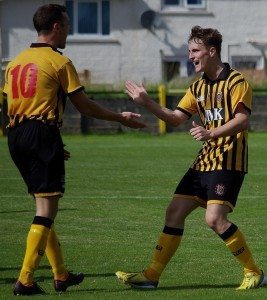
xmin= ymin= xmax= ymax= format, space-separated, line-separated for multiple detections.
xmin=116 ymin=26 xmax=265 ymax=290
xmin=3 ymin=4 xmax=145 ymax=296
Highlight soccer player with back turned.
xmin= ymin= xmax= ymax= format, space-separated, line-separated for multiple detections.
xmin=3 ymin=4 xmax=145 ymax=296
xmin=116 ymin=26 xmax=266 ymax=290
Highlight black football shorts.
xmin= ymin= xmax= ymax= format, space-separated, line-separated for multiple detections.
xmin=8 ymin=120 xmax=65 ymax=197
xmin=173 ymin=168 xmax=245 ymax=211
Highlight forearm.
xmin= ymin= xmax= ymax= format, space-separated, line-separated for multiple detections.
xmin=125 ymin=80 xmax=186 ymax=126
xmin=70 ymin=92 xmax=122 ymax=122
xmin=144 ymin=97 xmax=181 ymax=127
xmin=82 ymin=100 xmax=122 ymax=122
xmin=210 ymin=115 xmax=249 ymax=139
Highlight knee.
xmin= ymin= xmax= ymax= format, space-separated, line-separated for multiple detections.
xmin=205 ymin=214 xmax=230 ymax=234
xmin=205 ymin=214 xmax=218 ymax=231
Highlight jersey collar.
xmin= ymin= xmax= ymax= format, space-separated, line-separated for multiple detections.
xmin=202 ymin=63 xmax=231 ymax=83
xmin=30 ymin=43 xmax=63 ymax=54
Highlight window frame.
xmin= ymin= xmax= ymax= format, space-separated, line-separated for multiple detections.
xmin=231 ymin=55 xmax=262 ymax=70
xmin=185 ymin=0 xmax=206 ymax=9
xmin=162 ymin=0 xmax=206 ymax=10
xmin=66 ymin=0 xmax=110 ymax=36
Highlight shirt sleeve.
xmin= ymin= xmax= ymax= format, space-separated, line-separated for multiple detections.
xmin=58 ymin=61 xmax=84 ymax=94
xmin=176 ymin=87 xmax=198 ymax=117
xmin=231 ymin=80 xmax=252 ymax=114
xmin=3 ymin=65 xmax=10 ymax=95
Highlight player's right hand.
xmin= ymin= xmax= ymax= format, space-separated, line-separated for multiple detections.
xmin=125 ymin=80 xmax=150 ymax=106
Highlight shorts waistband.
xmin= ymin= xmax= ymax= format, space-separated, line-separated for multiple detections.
xmin=8 ymin=118 xmax=60 ymax=128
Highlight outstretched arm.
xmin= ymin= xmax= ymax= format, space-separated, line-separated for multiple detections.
xmin=125 ymin=80 xmax=188 ymax=127
xmin=69 ymin=90 xmax=146 ymax=129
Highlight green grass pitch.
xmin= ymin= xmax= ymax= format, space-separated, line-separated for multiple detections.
xmin=0 ymin=132 xmax=266 ymax=299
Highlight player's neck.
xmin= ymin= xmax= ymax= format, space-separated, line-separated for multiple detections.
xmin=204 ymin=60 xmax=224 ymax=81
xmin=36 ymin=35 xmax=58 ymax=49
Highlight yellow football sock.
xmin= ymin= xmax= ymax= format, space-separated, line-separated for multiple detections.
xmin=18 ymin=224 xmax=50 ymax=286
xmin=45 ymin=227 xmax=68 ymax=281
xmin=144 ymin=227 xmax=183 ymax=281
xmin=221 ymin=224 xmax=261 ymax=274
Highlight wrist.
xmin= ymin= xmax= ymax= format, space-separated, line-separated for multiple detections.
xmin=117 ymin=113 xmax=124 ymax=123
xmin=209 ymin=129 xmax=216 ymax=139
xmin=142 ymin=95 xmax=152 ymax=108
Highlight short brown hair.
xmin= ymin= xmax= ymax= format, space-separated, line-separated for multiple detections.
xmin=188 ymin=26 xmax=222 ymax=57
xmin=33 ymin=4 xmax=66 ymax=34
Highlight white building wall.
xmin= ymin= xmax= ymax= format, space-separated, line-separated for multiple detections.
xmin=0 ymin=0 xmax=266 ymax=85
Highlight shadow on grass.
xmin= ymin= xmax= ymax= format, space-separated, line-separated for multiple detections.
xmin=0 ymin=209 xmax=33 ymax=214
xmin=55 ymin=283 xmax=239 ymax=294
xmin=1 ymin=273 xmax=237 ymax=291
xmin=72 ymin=284 xmax=238 ymax=293
xmin=158 ymin=283 xmax=237 ymax=290
xmin=0 ymin=268 xmax=239 ymax=291
xmin=0 ymin=272 xmax=116 ymax=285
xmin=0 ymin=208 xmax=78 ymax=214
xmin=0 ymin=265 xmax=51 ymax=272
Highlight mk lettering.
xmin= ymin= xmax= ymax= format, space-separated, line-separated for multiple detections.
xmin=205 ymin=108 xmax=224 ymax=122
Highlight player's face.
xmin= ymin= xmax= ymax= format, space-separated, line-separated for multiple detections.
xmin=188 ymin=39 xmax=212 ymax=73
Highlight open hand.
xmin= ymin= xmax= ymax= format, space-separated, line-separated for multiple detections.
xmin=120 ymin=112 xmax=146 ymax=128
xmin=125 ymin=80 xmax=150 ymax=106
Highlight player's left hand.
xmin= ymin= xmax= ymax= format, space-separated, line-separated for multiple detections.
xmin=190 ymin=121 xmax=211 ymax=141
xmin=63 ymin=148 xmax=71 ymax=160
xmin=119 ymin=112 xmax=146 ymax=128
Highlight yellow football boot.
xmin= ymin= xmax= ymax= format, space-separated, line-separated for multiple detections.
xmin=237 ymin=270 xmax=266 ymax=290
xmin=115 ymin=271 xmax=158 ymax=289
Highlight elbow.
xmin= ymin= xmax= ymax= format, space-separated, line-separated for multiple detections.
xmin=168 ymin=115 xmax=182 ymax=127
xmin=76 ymin=106 xmax=87 ymax=116
xmin=240 ymin=118 xmax=249 ymax=131
xmin=171 ymin=120 xmax=181 ymax=127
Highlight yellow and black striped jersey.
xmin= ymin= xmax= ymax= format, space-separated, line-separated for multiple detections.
xmin=177 ymin=63 xmax=252 ymax=172
xmin=3 ymin=43 xmax=83 ymax=128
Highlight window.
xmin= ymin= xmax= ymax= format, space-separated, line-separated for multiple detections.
xmin=186 ymin=0 xmax=203 ymax=6
xmin=164 ymin=61 xmax=180 ymax=82
xmin=165 ymin=0 xmax=180 ymax=4
xmin=232 ymin=56 xmax=261 ymax=70
xmin=163 ymin=0 xmax=205 ymax=9
xmin=187 ymin=60 xmax=195 ymax=76
xmin=66 ymin=0 xmax=110 ymax=35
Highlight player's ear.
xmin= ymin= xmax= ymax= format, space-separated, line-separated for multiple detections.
xmin=53 ymin=22 xmax=61 ymax=32
xmin=209 ymin=46 xmax=217 ymax=57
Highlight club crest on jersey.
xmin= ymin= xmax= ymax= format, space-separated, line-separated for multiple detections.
xmin=197 ymin=95 xmax=205 ymax=102
xmin=216 ymin=91 xmax=223 ymax=102
xmin=215 ymin=184 xmax=226 ymax=196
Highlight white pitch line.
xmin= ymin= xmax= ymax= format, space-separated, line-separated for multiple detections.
xmin=0 ymin=178 xmax=23 ymax=180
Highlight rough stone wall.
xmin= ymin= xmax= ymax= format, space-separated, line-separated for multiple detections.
xmin=250 ymin=96 xmax=267 ymax=131
xmin=62 ymin=97 xmax=159 ymax=134
xmin=61 ymin=95 xmax=267 ymax=134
